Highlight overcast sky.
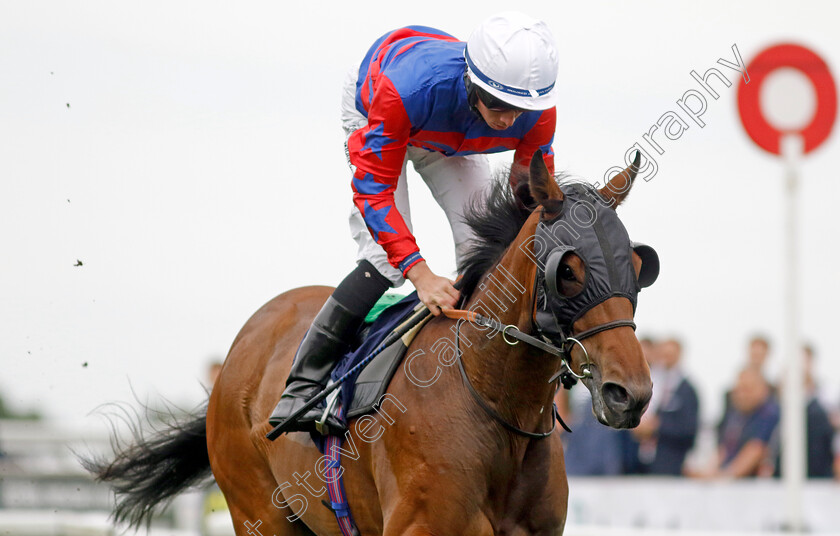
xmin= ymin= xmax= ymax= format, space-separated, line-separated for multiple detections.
xmin=2 ymin=0 xmax=839 ymax=427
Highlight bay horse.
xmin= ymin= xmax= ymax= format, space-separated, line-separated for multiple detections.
xmin=85 ymin=152 xmax=656 ymax=535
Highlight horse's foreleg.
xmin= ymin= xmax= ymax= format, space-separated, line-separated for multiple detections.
xmin=381 ymin=504 xmax=494 ymax=536
xmin=384 ymin=521 xmax=495 ymax=536
xmin=227 ymin=503 xmax=316 ymax=536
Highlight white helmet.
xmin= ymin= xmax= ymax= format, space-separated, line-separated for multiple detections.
xmin=465 ymin=12 xmax=559 ymax=111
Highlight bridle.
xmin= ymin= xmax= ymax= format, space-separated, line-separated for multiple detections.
xmin=264 ymin=180 xmax=656 ymax=442
xmin=441 ymin=183 xmax=655 ymax=440
xmin=443 ymin=308 xmax=636 ymax=440
xmin=444 ymin=308 xmax=635 ymax=380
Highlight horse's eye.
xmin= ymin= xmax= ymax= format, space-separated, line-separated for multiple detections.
xmin=560 ymin=264 xmax=576 ymax=281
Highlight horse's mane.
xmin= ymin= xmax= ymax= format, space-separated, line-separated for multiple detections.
xmin=457 ymin=172 xmax=533 ymax=299
xmin=457 ymin=170 xmax=577 ymax=299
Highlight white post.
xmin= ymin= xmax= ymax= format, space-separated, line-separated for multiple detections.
xmin=780 ymin=133 xmax=805 ymax=532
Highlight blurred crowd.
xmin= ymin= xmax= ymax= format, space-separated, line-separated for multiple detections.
xmin=556 ymin=336 xmax=840 ymax=480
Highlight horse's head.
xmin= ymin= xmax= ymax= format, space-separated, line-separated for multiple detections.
xmin=522 ymin=151 xmax=659 ymax=429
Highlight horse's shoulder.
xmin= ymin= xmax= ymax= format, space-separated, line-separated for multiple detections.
xmin=253 ymin=285 xmax=334 ymax=318
xmin=228 ymin=285 xmax=334 ymax=353
xmin=273 ymin=285 xmax=335 ymax=306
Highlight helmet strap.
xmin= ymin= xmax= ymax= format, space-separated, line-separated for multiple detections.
xmin=463 ymin=70 xmax=481 ymax=117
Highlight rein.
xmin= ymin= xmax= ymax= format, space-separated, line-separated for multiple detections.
xmin=442 ymin=308 xmax=636 ymax=439
xmin=442 ymin=309 xmax=635 ymax=380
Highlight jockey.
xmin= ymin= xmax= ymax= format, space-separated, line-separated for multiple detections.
xmin=269 ymin=12 xmax=559 ymax=433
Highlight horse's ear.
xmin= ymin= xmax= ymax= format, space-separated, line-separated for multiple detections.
xmin=529 ymin=150 xmax=563 ymax=215
xmin=510 ymin=163 xmax=536 ymax=210
xmin=599 ymin=151 xmax=641 ymax=209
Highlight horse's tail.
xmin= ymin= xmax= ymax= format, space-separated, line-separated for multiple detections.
xmin=80 ymin=401 xmax=212 ymax=529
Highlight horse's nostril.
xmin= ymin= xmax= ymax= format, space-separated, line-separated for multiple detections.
xmin=602 ymin=382 xmax=632 ymax=410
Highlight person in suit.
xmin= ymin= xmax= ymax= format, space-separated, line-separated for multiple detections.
xmin=706 ymin=367 xmax=780 ymax=478
xmin=631 ymin=338 xmax=699 ymax=475
xmin=767 ymin=345 xmax=835 ymax=478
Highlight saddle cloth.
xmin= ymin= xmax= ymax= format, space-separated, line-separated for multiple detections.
xmin=331 ymin=292 xmax=423 ymax=420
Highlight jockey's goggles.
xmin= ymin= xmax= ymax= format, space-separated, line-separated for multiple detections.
xmin=475 ymin=86 xmax=526 ymax=113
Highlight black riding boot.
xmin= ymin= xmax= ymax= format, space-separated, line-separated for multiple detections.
xmin=268 ymin=260 xmax=391 ymax=434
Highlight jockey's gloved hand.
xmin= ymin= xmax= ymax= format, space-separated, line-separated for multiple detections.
xmin=406 ymin=260 xmax=459 ymax=316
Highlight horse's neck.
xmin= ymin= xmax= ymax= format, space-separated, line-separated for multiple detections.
xmin=460 ymin=218 xmax=560 ymax=417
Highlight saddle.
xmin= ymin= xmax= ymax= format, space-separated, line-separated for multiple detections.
xmin=325 ymin=292 xmax=425 ymax=423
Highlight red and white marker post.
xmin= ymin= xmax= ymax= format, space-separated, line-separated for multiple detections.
xmin=738 ymin=43 xmax=836 ymax=531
